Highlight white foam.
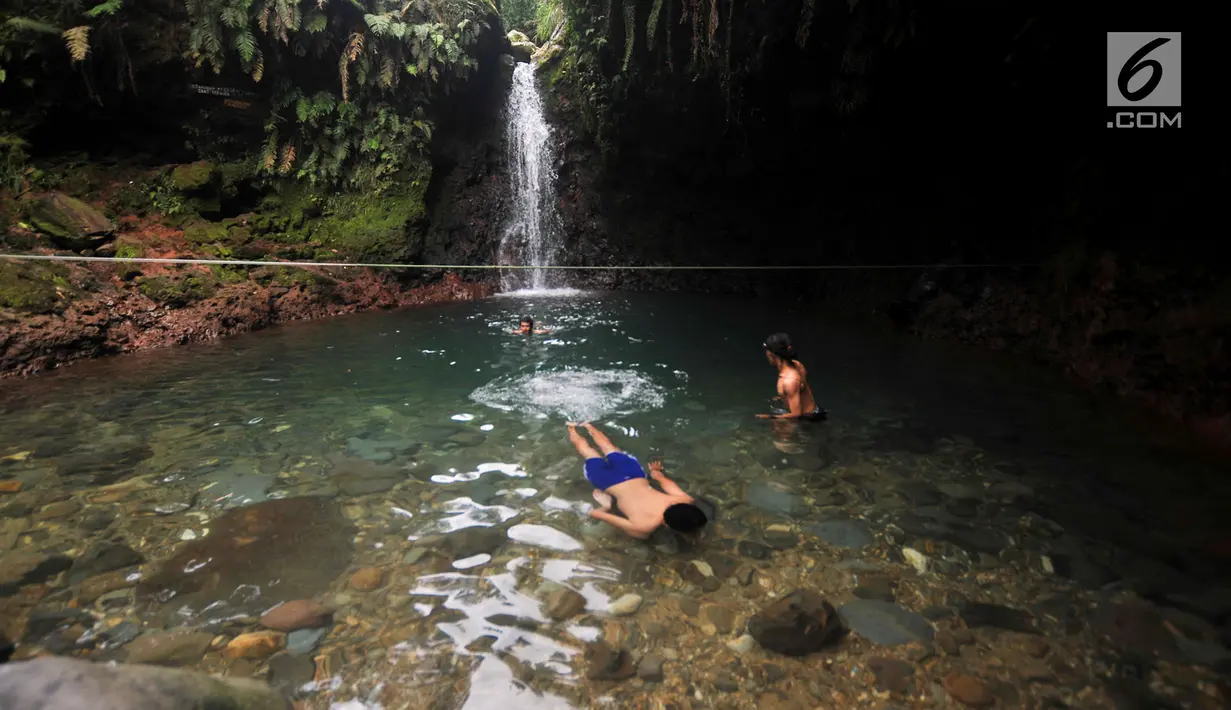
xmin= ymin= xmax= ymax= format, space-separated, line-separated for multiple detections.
xmin=507 ymin=523 xmax=583 ymax=551
xmin=469 ymin=367 xmax=668 ymax=422
xmin=495 ymin=288 xmax=588 ymax=297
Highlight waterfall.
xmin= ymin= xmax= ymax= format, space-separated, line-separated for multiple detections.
xmin=498 ymin=62 xmax=563 ymax=292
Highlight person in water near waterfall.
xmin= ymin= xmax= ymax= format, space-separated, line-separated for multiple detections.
xmin=756 ymin=332 xmax=827 ymax=421
xmin=567 ymin=422 xmax=708 ymax=539
xmin=512 ymin=316 xmax=550 ymax=335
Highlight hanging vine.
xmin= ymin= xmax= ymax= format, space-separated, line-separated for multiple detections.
xmin=646 ymin=0 xmax=661 ymax=53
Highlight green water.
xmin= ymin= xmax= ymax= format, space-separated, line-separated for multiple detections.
xmin=2 ymin=290 xmax=1228 ymax=708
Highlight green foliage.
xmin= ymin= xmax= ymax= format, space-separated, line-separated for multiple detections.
xmin=534 ymin=0 xmax=562 ymax=43
xmin=0 ymin=0 xmax=136 ymax=96
xmin=0 ymin=133 xmax=29 ymax=193
xmin=183 ymin=0 xmax=491 ymax=190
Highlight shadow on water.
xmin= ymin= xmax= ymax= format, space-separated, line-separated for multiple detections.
xmin=2 ymin=289 xmax=1229 ymax=707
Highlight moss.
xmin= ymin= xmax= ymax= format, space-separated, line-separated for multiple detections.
xmin=255 ymin=266 xmax=337 ymax=293
xmin=0 ymin=261 xmax=70 ymax=313
xmin=210 ymin=265 xmax=250 ymax=284
xmin=113 ymin=237 xmax=146 ymax=260
xmin=170 ymin=161 xmax=217 ymax=192
xmin=184 ymin=219 xmax=253 ymax=246
xmin=137 ymin=274 xmax=216 ymax=306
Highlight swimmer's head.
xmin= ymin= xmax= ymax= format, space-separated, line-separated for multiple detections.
xmin=663 ymin=502 xmax=708 ymax=534
xmin=764 ymin=332 xmax=796 ymax=364
xmin=519 ymin=316 xmax=533 ymax=333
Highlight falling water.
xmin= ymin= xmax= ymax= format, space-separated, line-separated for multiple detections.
xmin=499 ymin=62 xmax=563 ymax=292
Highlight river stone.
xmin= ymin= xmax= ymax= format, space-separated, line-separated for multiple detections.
xmin=123 ymin=630 xmax=215 ymax=666
xmin=0 ymin=656 xmax=291 ymax=710
xmin=137 ymin=497 xmax=355 ymax=616
xmin=267 ymin=652 xmax=314 ymax=697
xmin=837 ymin=599 xmax=934 ymax=646
xmin=747 ymin=481 xmax=806 ymax=516
xmin=544 ymin=587 xmax=586 ymax=621
xmin=747 ymin=589 xmax=843 ymax=656
xmin=69 ymin=542 xmax=143 ymax=585
xmin=584 ymin=641 xmax=636 ymax=680
xmin=0 ymin=552 xmax=73 ymax=596
xmin=285 ymin=628 xmax=327 ymax=656
xmin=959 ymin=602 xmax=1039 ymax=634
xmin=27 ymin=192 xmax=116 ymax=251
xmin=808 ymin=520 xmax=875 ymax=548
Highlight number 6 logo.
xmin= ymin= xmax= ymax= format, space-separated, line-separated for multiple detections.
xmin=1118 ymin=37 xmax=1170 ymax=101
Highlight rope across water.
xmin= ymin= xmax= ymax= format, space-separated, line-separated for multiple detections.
xmin=0 ymin=253 xmax=1037 ymax=270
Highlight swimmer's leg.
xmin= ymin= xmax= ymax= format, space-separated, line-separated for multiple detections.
xmin=582 ymin=422 xmax=620 ymax=456
xmin=567 ymin=422 xmax=601 ymax=460
xmin=592 ymin=489 xmax=613 ymax=510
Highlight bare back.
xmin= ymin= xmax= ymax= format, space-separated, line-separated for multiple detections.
xmin=778 ymin=360 xmax=818 ymax=415
xmin=605 ymin=478 xmax=693 ymax=539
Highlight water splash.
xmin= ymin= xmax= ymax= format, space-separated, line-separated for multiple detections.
xmin=499 ymin=63 xmax=563 ymax=292
xmin=469 ymin=368 xmax=669 ymax=422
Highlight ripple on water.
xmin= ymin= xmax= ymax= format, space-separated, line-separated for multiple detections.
xmin=469 ymin=367 xmax=669 ymax=422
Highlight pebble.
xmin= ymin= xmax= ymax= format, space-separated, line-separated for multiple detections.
xmin=0 ymin=481 xmax=22 ymax=493
xmin=223 ymin=631 xmax=284 ymax=660
xmin=35 ymin=500 xmax=81 ymax=520
xmin=544 ymin=587 xmax=587 ymax=621
xmin=636 ymin=653 xmax=665 ymax=682
xmin=726 ymin=634 xmax=757 ymax=654
xmin=609 ymin=593 xmax=643 ymax=616
xmin=943 ymin=672 xmax=995 ymax=707
xmin=286 ymin=628 xmax=327 ymax=656
xmin=124 ymin=630 xmax=214 ymax=666
xmin=349 ymin=567 xmax=383 ymax=591
xmin=902 ymin=548 xmax=928 ymax=574
xmin=260 ymin=599 xmax=333 ymax=632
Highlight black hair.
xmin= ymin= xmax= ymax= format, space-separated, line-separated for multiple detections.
xmin=764 ymin=332 xmax=796 ymax=361
xmin=520 ymin=316 xmax=533 ymax=328
xmin=663 ymin=503 xmax=708 ymax=533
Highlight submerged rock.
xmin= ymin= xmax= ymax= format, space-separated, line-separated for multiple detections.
xmin=0 ymin=656 xmax=291 ymax=710
xmin=837 ymin=599 xmax=935 ymax=646
xmin=0 ymin=552 xmax=72 ymax=597
xmin=137 ymin=497 xmax=355 ymax=615
xmin=748 ymin=589 xmax=843 ymax=656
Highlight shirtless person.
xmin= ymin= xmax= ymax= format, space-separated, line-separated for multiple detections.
xmin=755 ymin=332 xmax=827 ymax=421
xmin=567 ymin=422 xmax=708 ymax=539
xmin=512 ymin=316 xmax=551 ymax=335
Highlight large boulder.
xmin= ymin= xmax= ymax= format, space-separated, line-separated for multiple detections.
xmin=0 ymin=656 xmax=292 ymax=710
xmin=506 ymin=31 xmax=536 ymax=63
xmin=27 ymin=192 xmax=116 ymax=251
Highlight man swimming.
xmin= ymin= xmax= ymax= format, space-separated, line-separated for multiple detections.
xmin=567 ymin=422 xmax=708 ymax=539
xmin=512 ymin=316 xmax=551 ymax=335
xmin=755 ymin=332 xmax=826 ymax=421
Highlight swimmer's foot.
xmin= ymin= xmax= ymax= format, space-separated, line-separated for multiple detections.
xmin=592 ymin=489 xmax=613 ymax=511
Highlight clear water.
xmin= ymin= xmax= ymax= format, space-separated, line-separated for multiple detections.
xmin=498 ymin=63 xmax=563 ymax=292
xmin=2 ymin=291 xmax=1229 ymax=708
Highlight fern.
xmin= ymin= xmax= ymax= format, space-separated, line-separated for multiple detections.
xmin=364 ymin=14 xmax=392 ymax=35
xmin=305 ymin=10 xmax=328 ymax=33
xmin=86 ymin=0 xmax=124 ymax=18
xmin=235 ymin=28 xmax=257 ymax=63
xmin=252 ymin=49 xmax=265 ymax=80
xmin=5 ymin=17 xmax=62 ymax=35
xmin=278 ymin=143 xmax=296 ymax=174
xmin=63 ymin=26 xmax=91 ymax=62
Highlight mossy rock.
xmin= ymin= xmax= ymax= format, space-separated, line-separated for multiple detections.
xmin=112 ymin=236 xmax=146 ymax=260
xmin=170 ymin=161 xmax=217 ymax=192
xmin=183 ymin=219 xmax=253 ymax=247
xmin=507 ymin=30 xmax=532 ymax=45
xmin=26 ymin=192 xmax=116 ymax=251
xmin=137 ymin=274 xmax=215 ymax=306
xmin=510 ymin=41 xmax=535 ymax=63
xmin=0 ymin=261 xmax=71 ymax=313
xmin=254 ymin=266 xmax=336 ymax=293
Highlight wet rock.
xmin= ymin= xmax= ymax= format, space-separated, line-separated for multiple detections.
xmin=28 ymin=192 xmax=116 ymax=251
xmin=936 ymin=630 xmax=960 ymax=655
xmin=285 ymin=628 xmax=326 ymax=656
xmin=1048 ymin=551 xmax=1118 ymax=589
xmin=344 ymin=436 xmax=419 ymax=462
xmin=137 ymin=498 xmax=355 ymax=615
xmin=78 ymin=509 xmax=116 ymax=531
xmin=944 ymin=527 xmax=1010 ymax=555
xmin=124 ymin=630 xmax=215 ymax=666
xmin=0 ymin=656 xmax=290 ymax=710
xmin=349 ymin=568 xmax=383 ymax=591
xmin=328 ymin=455 xmax=404 ymax=495
xmin=942 ymin=672 xmax=995 ymax=707
xmin=1023 ymin=636 xmax=1050 ymax=658
xmin=896 ymin=483 xmax=942 ymax=506
xmin=681 ymin=559 xmax=714 ymax=585
xmin=726 ymin=634 xmax=756 ymax=654
xmin=989 ymin=481 xmax=1033 ymax=500
xmin=809 ymin=519 xmax=875 ymax=548
xmin=584 ymin=641 xmax=636 ymax=680
xmin=701 ymin=604 xmax=737 ymax=634
xmin=959 ymin=602 xmax=1039 ymax=634
xmin=636 ymin=653 xmax=664 ymax=682
xmin=609 ymin=594 xmax=642 ymax=616
xmin=69 ymin=542 xmax=142 ymax=584
xmin=34 ymin=499 xmax=81 ymax=520
xmin=748 ymin=589 xmax=843 ymax=656
xmin=854 ymin=576 xmax=896 ymax=602
xmin=748 ymin=481 xmax=806 ymax=516
xmin=763 ymin=524 xmax=797 ymax=549
xmin=869 ymin=657 xmax=916 ymax=694
xmin=837 ymin=599 xmax=934 ymax=646
xmin=1092 ymin=602 xmax=1181 ymax=660
xmin=441 ymin=526 xmax=506 ymax=558
xmin=816 ymin=490 xmax=847 ymax=507
xmin=946 ymin=499 xmax=979 ymax=517
xmin=22 ymin=609 xmax=93 ymax=641
xmin=267 ymin=651 xmax=314 ymax=697
xmin=260 ymin=600 xmax=332 ymax=632
xmin=902 ymin=547 xmax=928 ymax=574
xmin=713 ymin=670 xmax=741 ymax=691
xmin=544 ymin=587 xmax=586 ymax=621
xmin=738 ymin=541 xmax=773 ymax=560
xmin=1175 ymin=636 xmax=1231 ymax=667
xmin=0 ymin=552 xmax=72 ymax=596
xmin=224 ymin=631 xmax=284 ymax=660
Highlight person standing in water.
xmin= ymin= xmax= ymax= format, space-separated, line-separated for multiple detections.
xmin=512 ymin=316 xmax=550 ymax=334
xmin=756 ymin=332 xmax=826 ymax=421
xmin=567 ymin=422 xmax=708 ymax=539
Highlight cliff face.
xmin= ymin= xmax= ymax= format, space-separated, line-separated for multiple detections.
xmin=528 ymin=1 xmax=1224 ymax=445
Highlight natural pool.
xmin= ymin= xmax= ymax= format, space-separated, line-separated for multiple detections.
xmin=1 ymin=290 xmax=1229 ymax=709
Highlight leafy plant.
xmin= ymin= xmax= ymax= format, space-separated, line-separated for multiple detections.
xmin=0 ymin=133 xmax=29 ymax=193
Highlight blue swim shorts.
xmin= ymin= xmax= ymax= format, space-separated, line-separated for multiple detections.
xmin=584 ymin=452 xmax=646 ymax=491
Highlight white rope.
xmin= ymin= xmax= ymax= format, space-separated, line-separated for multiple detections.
xmin=0 ymin=253 xmax=1037 ymax=270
